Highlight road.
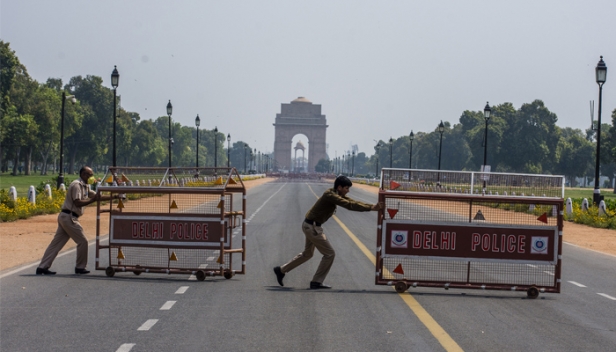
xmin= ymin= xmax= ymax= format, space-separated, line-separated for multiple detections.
xmin=1 ymin=180 xmax=615 ymax=351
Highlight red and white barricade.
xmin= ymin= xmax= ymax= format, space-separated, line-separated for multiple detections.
xmin=375 ymin=168 xmax=564 ymax=298
xmin=95 ymin=167 xmax=246 ymax=280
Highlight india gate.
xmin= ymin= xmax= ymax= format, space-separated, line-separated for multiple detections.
xmin=273 ymin=97 xmax=328 ymax=172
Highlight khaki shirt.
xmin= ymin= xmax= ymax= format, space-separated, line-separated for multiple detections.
xmin=305 ymin=188 xmax=373 ymax=225
xmin=62 ymin=178 xmax=95 ymax=216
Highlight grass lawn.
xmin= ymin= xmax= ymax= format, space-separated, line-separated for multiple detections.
xmin=564 ymin=187 xmax=616 ymax=200
xmin=0 ymin=172 xmax=105 ymax=196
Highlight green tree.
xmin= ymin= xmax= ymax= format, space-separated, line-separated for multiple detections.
xmin=65 ymin=75 xmax=113 ymax=172
xmin=555 ymin=127 xmax=593 ymax=186
xmin=499 ymin=100 xmax=560 ymax=173
xmin=315 ymin=158 xmax=330 ymax=173
xmin=129 ymin=119 xmax=165 ymax=166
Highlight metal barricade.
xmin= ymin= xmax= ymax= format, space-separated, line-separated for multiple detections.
xmin=376 ymin=168 xmax=564 ymax=298
xmin=95 ymin=167 xmax=246 ymax=281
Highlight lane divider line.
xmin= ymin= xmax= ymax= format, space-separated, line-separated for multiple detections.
xmin=175 ymin=286 xmax=189 ymax=294
xmin=568 ymin=281 xmax=587 ymax=288
xmin=137 ymin=319 xmax=158 ymax=331
xmin=160 ymin=301 xmax=176 ymax=310
xmin=307 ymin=184 xmax=463 ymax=352
xmin=597 ymin=293 xmax=616 ymax=300
xmin=115 ymin=343 xmax=135 ymax=352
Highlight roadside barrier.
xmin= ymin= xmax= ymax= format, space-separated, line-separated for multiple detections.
xmin=95 ymin=167 xmax=246 ymax=280
xmin=376 ymin=168 xmax=564 ymax=298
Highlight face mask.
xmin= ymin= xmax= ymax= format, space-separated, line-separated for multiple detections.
xmin=87 ymin=176 xmax=96 ymax=185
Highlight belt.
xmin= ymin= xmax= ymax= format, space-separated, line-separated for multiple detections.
xmin=304 ymin=218 xmax=321 ymax=226
xmin=61 ymin=209 xmax=80 ymax=218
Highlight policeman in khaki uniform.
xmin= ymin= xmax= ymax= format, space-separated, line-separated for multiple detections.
xmin=36 ymin=166 xmax=116 ymax=275
xmin=274 ymin=175 xmax=383 ymax=289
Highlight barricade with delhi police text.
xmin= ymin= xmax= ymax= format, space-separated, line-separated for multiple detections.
xmin=375 ymin=168 xmax=564 ymax=298
xmin=95 ymin=167 xmax=247 ymax=281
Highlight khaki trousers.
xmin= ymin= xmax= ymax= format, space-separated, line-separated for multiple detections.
xmin=280 ymin=221 xmax=335 ymax=284
xmin=38 ymin=212 xmax=89 ymax=270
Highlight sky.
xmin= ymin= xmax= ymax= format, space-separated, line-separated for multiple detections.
xmin=2 ymin=0 xmax=615 ymax=160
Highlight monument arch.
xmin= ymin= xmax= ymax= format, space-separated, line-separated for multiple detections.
xmin=273 ymin=97 xmax=328 ymax=172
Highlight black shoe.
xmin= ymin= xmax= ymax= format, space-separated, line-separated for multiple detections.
xmin=75 ymin=268 xmax=90 ymax=274
xmin=273 ymin=266 xmax=285 ymax=286
xmin=36 ymin=267 xmax=56 ymax=275
xmin=310 ymin=281 xmax=332 ymax=289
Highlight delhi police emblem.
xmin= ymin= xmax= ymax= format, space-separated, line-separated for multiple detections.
xmin=391 ymin=230 xmax=408 ymax=248
xmin=531 ymin=236 xmax=548 ymax=254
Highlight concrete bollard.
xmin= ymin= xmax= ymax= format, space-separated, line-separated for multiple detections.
xmin=9 ymin=186 xmax=17 ymax=201
xmin=44 ymin=184 xmax=52 ymax=199
xmin=566 ymin=198 xmax=573 ymax=217
xmin=599 ymin=200 xmax=607 ymax=216
xmin=28 ymin=186 xmax=36 ymax=204
xmin=581 ymin=198 xmax=589 ymax=212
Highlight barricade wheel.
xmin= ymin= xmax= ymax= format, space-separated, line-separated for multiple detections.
xmin=105 ymin=266 xmax=115 ymax=277
xmin=394 ymin=281 xmax=408 ymax=293
xmin=527 ymin=287 xmax=539 ymax=299
xmin=133 ymin=265 xmax=142 ymax=276
xmin=223 ymin=269 xmax=234 ymax=279
xmin=196 ymin=270 xmax=206 ymax=281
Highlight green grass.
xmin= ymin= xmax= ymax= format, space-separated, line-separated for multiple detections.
xmin=564 ymin=187 xmax=616 ymax=200
xmin=0 ymin=172 xmax=103 ymax=197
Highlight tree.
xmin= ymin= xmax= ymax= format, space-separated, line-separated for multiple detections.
xmin=499 ymin=100 xmax=560 ymax=173
xmin=129 ymin=119 xmax=165 ymax=166
xmin=555 ymin=128 xmax=593 ymax=186
xmin=65 ymin=75 xmax=113 ymax=172
xmin=315 ymin=158 xmax=330 ymax=173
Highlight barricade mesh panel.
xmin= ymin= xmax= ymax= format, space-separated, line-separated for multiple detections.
xmin=383 ymin=197 xmax=559 ymax=227
xmin=99 ymin=166 xmax=245 ymax=190
xmin=381 ymin=168 xmax=564 ymax=198
xmin=104 ymin=192 xmax=232 ymax=214
xmin=109 ymin=247 xmax=230 ymax=270
xmin=382 ymin=258 xmax=555 ymax=286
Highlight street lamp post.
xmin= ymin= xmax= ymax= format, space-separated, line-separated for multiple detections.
xmin=195 ymin=115 xmax=200 ymax=170
xmin=389 ymin=137 xmax=394 ymax=168
xmin=57 ymin=92 xmax=76 ymax=189
xmin=437 ymin=121 xmax=445 ymax=182
xmin=227 ymin=134 xmax=231 ymax=167
xmin=214 ymin=127 xmax=218 ymax=172
xmin=482 ymin=102 xmax=491 ymax=191
xmin=167 ymin=100 xmax=173 ymax=168
xmin=352 ymin=151 xmax=355 ymax=176
xmin=244 ymin=144 xmax=247 ymax=173
xmin=375 ymin=143 xmax=381 ymax=177
xmin=594 ymin=56 xmax=608 ymax=205
xmin=111 ymin=66 xmax=119 ymax=168
xmin=409 ymin=131 xmax=414 ymax=169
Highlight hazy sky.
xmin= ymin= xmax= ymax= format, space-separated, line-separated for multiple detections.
xmin=2 ymin=0 xmax=615 ymax=159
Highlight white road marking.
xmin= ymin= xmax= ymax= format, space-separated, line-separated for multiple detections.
xmin=597 ymin=293 xmax=616 ymax=301
xmin=137 ymin=319 xmax=158 ymax=331
xmin=543 ymin=271 xmax=554 ymax=276
xmin=115 ymin=343 xmax=135 ymax=352
xmin=526 ymin=264 xmax=538 ymax=268
xmin=175 ymin=286 xmax=189 ymax=294
xmin=206 ymin=257 xmax=215 ymax=261
xmin=568 ymin=281 xmax=587 ymax=287
xmin=160 ymin=301 xmax=176 ymax=310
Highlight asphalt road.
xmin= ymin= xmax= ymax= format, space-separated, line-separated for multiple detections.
xmin=1 ymin=181 xmax=615 ymax=351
